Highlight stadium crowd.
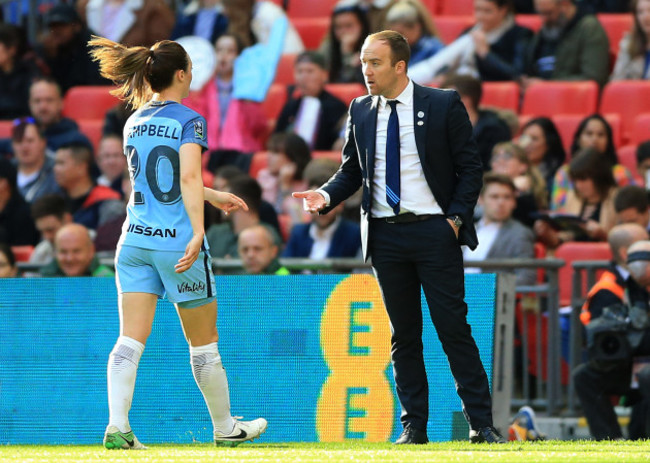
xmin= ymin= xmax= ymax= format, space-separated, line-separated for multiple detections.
xmin=3 ymin=0 xmax=650 ymax=440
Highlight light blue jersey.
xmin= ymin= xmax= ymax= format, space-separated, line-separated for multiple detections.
xmin=119 ymin=101 xmax=208 ymax=252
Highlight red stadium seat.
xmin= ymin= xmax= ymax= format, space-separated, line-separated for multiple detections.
xmin=77 ymin=119 xmax=104 ymax=153
xmin=262 ymin=84 xmax=288 ymax=121
xmin=249 ymin=151 xmax=269 ymax=179
xmin=598 ymin=14 xmax=633 ymax=57
xmin=11 ymin=245 xmax=34 ymax=263
xmin=520 ymin=81 xmax=599 ymax=117
xmin=421 ymin=0 xmax=439 ymax=16
xmin=312 ymin=150 xmax=342 ymax=162
xmin=481 ymin=81 xmax=520 ymax=112
xmin=275 ymin=54 xmax=297 ymax=85
xmin=551 ymin=113 xmax=622 ymax=155
xmin=324 ymin=83 xmax=366 ymax=106
xmin=433 ymin=16 xmax=474 ymax=44
xmin=617 ymin=144 xmax=643 ymax=184
xmin=555 ymin=242 xmax=612 ymax=308
xmin=293 ymin=17 xmax=330 ymax=50
xmin=0 ymin=121 xmax=12 ymax=138
xmin=62 ymin=86 xmax=119 ymax=121
xmin=633 ymin=113 xmax=650 ymax=145
xmin=287 ymin=0 xmax=338 ymax=18
xmin=600 ymin=81 xmax=650 ymax=145
xmin=515 ymin=14 xmax=542 ymax=32
xmin=439 ymin=0 xmax=474 ymax=16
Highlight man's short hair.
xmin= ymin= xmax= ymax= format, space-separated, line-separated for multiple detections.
xmin=480 ymin=172 xmax=516 ymax=196
xmin=295 ymin=51 xmax=327 ymax=70
xmin=31 ymin=194 xmax=68 ymax=221
xmin=442 ymin=74 xmax=482 ymax=109
xmin=366 ymin=30 xmax=410 ymax=68
xmin=30 ymin=76 xmax=63 ymax=98
xmin=637 ymin=141 xmax=650 ymax=166
xmin=614 ymin=185 xmax=649 ymax=213
xmin=228 ymin=175 xmax=262 ymax=213
xmin=11 ymin=117 xmax=45 ymax=142
xmin=57 ymin=141 xmax=94 ymax=171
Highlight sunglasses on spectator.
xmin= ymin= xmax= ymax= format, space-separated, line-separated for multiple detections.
xmin=12 ymin=117 xmax=36 ymax=126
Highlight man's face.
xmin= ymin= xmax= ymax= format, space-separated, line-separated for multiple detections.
xmin=617 ymin=207 xmax=650 ymax=229
xmin=295 ymin=61 xmax=327 ymax=97
xmin=215 ymin=35 xmax=238 ymax=78
xmin=12 ymin=125 xmax=47 ymax=169
xmin=56 ymin=230 xmax=94 ymax=276
xmin=480 ymin=182 xmax=516 ymax=223
xmin=238 ymin=229 xmax=277 ymax=275
xmin=535 ymin=0 xmax=565 ymax=27
xmin=361 ymin=39 xmax=401 ymax=97
xmin=97 ymin=137 xmax=126 ymax=182
xmin=29 ymin=81 xmax=63 ymax=127
xmin=47 ymin=22 xmax=79 ymax=48
xmin=36 ymin=215 xmax=65 ymax=244
xmin=54 ymin=148 xmax=83 ymax=190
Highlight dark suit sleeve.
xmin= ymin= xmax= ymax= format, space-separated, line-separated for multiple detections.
xmin=444 ymin=91 xmax=483 ymax=225
xmin=320 ymin=102 xmax=363 ymax=211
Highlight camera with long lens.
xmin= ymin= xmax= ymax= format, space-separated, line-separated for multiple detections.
xmin=585 ymin=303 xmax=649 ymax=362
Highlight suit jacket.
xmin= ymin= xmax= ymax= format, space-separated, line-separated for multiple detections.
xmin=274 ymin=87 xmax=348 ymax=151
xmin=485 ymin=218 xmax=536 ymax=286
xmin=321 ymin=83 xmax=483 ymax=261
xmin=282 ymin=218 xmax=361 ymax=258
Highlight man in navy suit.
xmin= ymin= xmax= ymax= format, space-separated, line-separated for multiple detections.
xmin=294 ymin=30 xmax=504 ymax=444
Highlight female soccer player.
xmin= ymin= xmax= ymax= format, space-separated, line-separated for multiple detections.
xmin=89 ymin=36 xmax=267 ymax=449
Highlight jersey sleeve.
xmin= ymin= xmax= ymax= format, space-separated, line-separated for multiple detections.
xmin=181 ymin=115 xmax=209 ymax=152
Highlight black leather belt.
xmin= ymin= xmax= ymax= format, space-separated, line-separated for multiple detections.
xmin=375 ymin=213 xmax=437 ymax=224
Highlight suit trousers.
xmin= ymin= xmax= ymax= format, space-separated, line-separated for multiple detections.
xmin=369 ymin=215 xmax=493 ymax=431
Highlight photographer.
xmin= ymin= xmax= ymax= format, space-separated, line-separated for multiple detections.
xmin=574 ymin=236 xmax=650 ymax=440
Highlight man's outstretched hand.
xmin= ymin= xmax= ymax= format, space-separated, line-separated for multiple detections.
xmin=292 ymin=190 xmax=327 ymax=213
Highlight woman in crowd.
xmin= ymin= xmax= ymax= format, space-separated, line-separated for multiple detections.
xmin=611 ymin=0 xmax=650 ymax=80
xmin=551 ymin=114 xmax=635 ymax=210
xmin=519 ymin=117 xmax=566 ymax=197
xmin=536 ymin=148 xmax=618 ymax=248
xmin=408 ymin=0 xmax=533 ymax=83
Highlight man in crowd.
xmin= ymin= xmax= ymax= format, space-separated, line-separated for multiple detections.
xmin=96 ymin=134 xmax=126 ymax=197
xmin=29 ymin=194 xmax=72 ymax=265
xmin=53 ymin=141 xmax=124 ymax=231
xmin=238 ymin=225 xmax=289 ymax=275
xmin=40 ymin=223 xmax=113 ymax=277
xmin=0 ymin=158 xmax=39 ymax=246
xmin=615 ymin=186 xmax=650 ymax=233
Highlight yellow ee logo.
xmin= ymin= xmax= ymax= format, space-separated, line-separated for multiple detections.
xmin=316 ymin=274 xmax=394 ymax=442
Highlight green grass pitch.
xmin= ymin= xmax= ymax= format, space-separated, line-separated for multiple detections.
xmin=2 ymin=441 xmax=650 ymax=463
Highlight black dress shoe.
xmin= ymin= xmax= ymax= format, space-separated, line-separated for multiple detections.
xmin=469 ymin=426 xmax=507 ymax=443
xmin=395 ymin=425 xmax=429 ymax=444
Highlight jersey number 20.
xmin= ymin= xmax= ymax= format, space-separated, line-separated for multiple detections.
xmin=126 ymin=145 xmax=182 ymax=205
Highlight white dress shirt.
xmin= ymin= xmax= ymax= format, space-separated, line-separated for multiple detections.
xmin=372 ymin=79 xmax=442 ymax=218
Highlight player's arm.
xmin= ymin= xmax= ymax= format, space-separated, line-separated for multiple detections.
xmin=204 ymin=187 xmax=249 ymax=215
xmin=175 ymin=142 xmax=205 ymax=273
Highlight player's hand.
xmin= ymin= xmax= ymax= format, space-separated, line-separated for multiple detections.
xmin=207 ymin=191 xmax=249 ymax=216
xmin=175 ymin=233 xmax=204 ymax=273
xmin=293 ymin=190 xmax=327 ymax=213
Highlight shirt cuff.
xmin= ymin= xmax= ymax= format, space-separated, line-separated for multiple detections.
xmin=315 ymin=189 xmax=331 ymax=207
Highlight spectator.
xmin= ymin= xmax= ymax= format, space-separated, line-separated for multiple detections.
xmin=615 ymin=185 xmax=650 ymax=231
xmin=490 ymin=141 xmax=548 ymax=226
xmin=535 ymin=147 xmax=618 ymax=248
xmin=637 ymin=141 xmax=650 ymax=186
xmin=0 ymin=242 xmax=18 ymax=278
xmin=611 ymin=0 xmax=650 ymax=80
xmin=320 ymin=2 xmax=369 ymax=84
xmin=96 ymin=134 xmax=126 ymax=197
xmin=464 ymin=172 xmax=536 ymax=285
xmin=77 ymin=0 xmax=175 ymax=49
xmin=29 ymin=194 xmax=72 ymax=266
xmin=28 ymin=77 xmax=90 ymax=152
xmin=551 ymin=114 xmax=635 ymax=210
xmin=35 ymin=4 xmax=109 ymax=93
xmin=442 ymin=74 xmax=511 ymax=171
xmin=574 ymin=234 xmax=650 ymax=441
xmin=0 ymin=158 xmax=39 ymax=246
xmin=103 ymin=101 xmax=135 ymax=138
xmin=283 ymin=158 xmax=361 ymax=259
xmin=171 ymin=0 xmax=228 ymax=43
xmin=222 ymin=0 xmax=304 ymax=54
xmin=0 ymin=24 xmax=43 ymax=120
xmin=40 ymin=223 xmax=114 ymax=277
xmin=238 ymin=224 xmax=289 ymax=275
xmin=351 ymin=0 xmax=397 ymax=33
xmin=384 ymin=0 xmax=443 ymax=66
xmin=523 ymin=0 xmax=610 ymax=88
xmin=11 ymin=118 xmax=61 ymax=203
xmin=53 ymin=141 xmax=124 ymax=231
xmin=257 ymin=133 xmax=311 ymax=226
xmin=519 ymin=117 xmax=566 ymax=195
xmin=274 ymin=51 xmax=349 ymax=151
xmin=410 ymin=0 xmax=533 ymax=83
xmin=206 ymin=174 xmax=281 ymax=258
xmin=184 ymin=33 xmax=267 ymax=156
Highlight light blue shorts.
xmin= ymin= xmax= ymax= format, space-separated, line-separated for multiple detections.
xmin=115 ymin=245 xmax=217 ymax=308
